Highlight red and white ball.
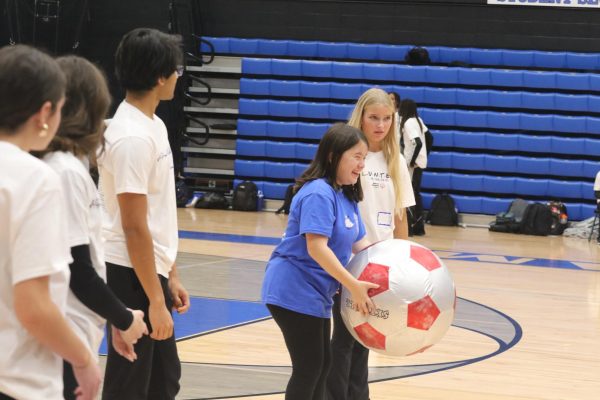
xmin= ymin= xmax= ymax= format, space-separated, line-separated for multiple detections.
xmin=341 ymin=239 xmax=456 ymax=356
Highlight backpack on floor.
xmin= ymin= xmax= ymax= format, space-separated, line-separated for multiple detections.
xmin=519 ymin=203 xmax=553 ymax=236
xmin=489 ymin=198 xmax=529 ymax=233
xmin=405 ymin=46 xmax=431 ymax=65
xmin=427 ymin=193 xmax=458 ymax=226
xmin=175 ymin=179 xmax=190 ymax=208
xmin=194 ymin=192 xmax=229 ymax=209
xmin=276 ymin=184 xmax=295 ymax=215
xmin=232 ymin=181 xmax=259 ymax=211
xmin=548 ymin=201 xmax=568 ymax=235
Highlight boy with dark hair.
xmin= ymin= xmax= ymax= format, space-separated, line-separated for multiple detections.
xmin=98 ymin=28 xmax=189 ymax=400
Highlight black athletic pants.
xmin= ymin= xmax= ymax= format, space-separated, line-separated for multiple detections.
xmin=326 ymin=292 xmax=370 ymax=400
xmin=102 ymin=263 xmax=181 ymax=400
xmin=63 ymin=360 xmax=78 ymax=400
xmin=410 ymin=167 xmax=425 ymax=235
xmin=0 ymin=393 xmax=14 ymax=400
xmin=267 ymin=304 xmax=332 ymax=400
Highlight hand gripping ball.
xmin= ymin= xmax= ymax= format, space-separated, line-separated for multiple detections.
xmin=340 ymin=239 xmax=456 ymax=356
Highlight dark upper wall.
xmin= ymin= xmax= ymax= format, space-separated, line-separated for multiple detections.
xmin=197 ymin=0 xmax=600 ymax=52
xmin=0 ymin=0 xmax=172 ymax=105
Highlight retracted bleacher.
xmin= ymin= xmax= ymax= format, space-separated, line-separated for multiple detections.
xmin=192 ymin=37 xmax=600 ymax=219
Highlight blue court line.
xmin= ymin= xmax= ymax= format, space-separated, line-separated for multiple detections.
xmin=178 ymin=230 xmax=600 ymax=271
xmin=179 ymin=230 xmax=281 ymax=245
xmin=99 ymin=297 xmax=270 ymax=355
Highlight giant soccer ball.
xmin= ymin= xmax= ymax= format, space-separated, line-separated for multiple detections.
xmin=340 ymin=239 xmax=456 ymax=357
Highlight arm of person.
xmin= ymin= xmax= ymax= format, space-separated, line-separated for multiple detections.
xmin=394 ymin=209 xmax=409 ymax=239
xmin=69 ymin=245 xmax=134 ymax=329
xmin=409 ymin=137 xmax=423 ymax=168
xmin=118 ymin=192 xmax=173 ymax=341
xmin=168 ymin=263 xmax=190 ymax=314
xmin=68 ymin=245 xmax=148 ymax=357
xmin=14 ymin=276 xmax=101 ymax=400
xmin=306 ymin=233 xmax=378 ymax=314
xmin=352 ymin=236 xmax=371 ymax=254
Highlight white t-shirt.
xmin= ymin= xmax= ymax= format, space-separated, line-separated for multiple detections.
xmin=98 ymin=101 xmax=178 ymax=278
xmin=402 ymin=117 xmax=428 ymax=169
xmin=0 ymin=141 xmax=71 ymax=400
xmin=359 ymin=151 xmax=416 ymax=243
xmin=44 ymin=151 xmax=106 ymax=359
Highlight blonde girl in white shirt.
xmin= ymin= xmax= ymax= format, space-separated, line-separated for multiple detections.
xmin=327 ymin=87 xmax=415 ymax=400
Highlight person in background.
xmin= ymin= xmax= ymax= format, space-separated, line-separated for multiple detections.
xmin=262 ymin=123 xmax=378 ymax=400
xmin=399 ymin=98 xmax=429 ymax=236
xmin=0 ymin=44 xmax=101 ymax=400
xmin=327 ymin=88 xmax=415 ymax=400
xmin=388 ymin=91 xmax=401 ymax=146
xmin=38 ymin=55 xmax=149 ymax=400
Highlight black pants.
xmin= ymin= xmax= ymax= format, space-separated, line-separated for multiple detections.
xmin=267 ymin=304 xmax=332 ymax=400
xmin=326 ymin=293 xmax=370 ymax=400
xmin=63 ymin=360 xmax=78 ymax=400
xmin=0 ymin=393 xmax=15 ymax=400
xmin=102 ymin=263 xmax=181 ymax=400
xmin=410 ymin=167 xmax=425 ymax=235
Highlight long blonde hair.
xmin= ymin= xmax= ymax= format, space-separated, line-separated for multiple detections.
xmin=348 ymin=87 xmax=403 ymax=214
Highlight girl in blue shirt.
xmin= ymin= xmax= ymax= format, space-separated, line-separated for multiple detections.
xmin=261 ymin=123 xmax=378 ymax=400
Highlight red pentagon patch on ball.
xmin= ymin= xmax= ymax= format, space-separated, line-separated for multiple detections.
xmin=354 ymin=322 xmax=386 ymax=350
xmin=410 ymin=245 xmax=441 ymax=271
xmin=357 ymin=263 xmax=389 ymax=297
xmin=407 ymin=295 xmax=440 ymax=330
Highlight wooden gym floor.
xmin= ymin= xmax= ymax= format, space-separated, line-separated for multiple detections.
xmin=103 ymin=208 xmax=600 ymax=400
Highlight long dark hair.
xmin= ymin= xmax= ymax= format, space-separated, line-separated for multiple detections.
xmin=0 ymin=45 xmax=65 ymax=132
xmin=36 ymin=56 xmax=111 ymax=164
xmin=399 ymin=98 xmax=423 ymax=133
xmin=295 ymin=123 xmax=366 ymax=202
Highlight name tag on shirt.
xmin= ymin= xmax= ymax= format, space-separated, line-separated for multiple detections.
xmin=377 ymin=212 xmax=392 ymax=227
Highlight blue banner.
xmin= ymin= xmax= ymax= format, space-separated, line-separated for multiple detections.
xmin=488 ymin=0 xmax=600 ymax=8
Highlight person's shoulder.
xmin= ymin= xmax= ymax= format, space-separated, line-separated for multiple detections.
xmin=297 ymin=179 xmax=336 ymax=200
xmin=405 ymin=117 xmax=419 ymax=127
xmin=44 ymin=152 xmax=90 ymax=183
xmin=305 ymin=178 xmax=335 ymax=194
xmin=27 ymin=155 xmax=62 ymax=190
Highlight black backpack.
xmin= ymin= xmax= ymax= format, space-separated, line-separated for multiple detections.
xmin=519 ymin=203 xmax=553 ymax=236
xmin=489 ymin=198 xmax=530 ymax=233
xmin=405 ymin=46 xmax=431 ymax=65
xmin=548 ymin=201 xmax=568 ymax=235
xmin=175 ymin=179 xmax=189 ymax=208
xmin=427 ymin=193 xmax=458 ymax=226
xmin=194 ymin=192 xmax=229 ymax=209
xmin=232 ymin=181 xmax=259 ymax=211
xmin=276 ymin=184 xmax=295 ymax=215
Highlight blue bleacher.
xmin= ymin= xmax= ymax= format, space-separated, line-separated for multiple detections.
xmin=206 ymin=37 xmax=600 ymax=72
xmin=220 ymin=37 xmax=600 ymax=217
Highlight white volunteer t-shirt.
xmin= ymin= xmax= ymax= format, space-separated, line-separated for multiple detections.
xmin=359 ymin=151 xmax=416 ymax=243
xmin=44 ymin=151 xmax=106 ymax=358
xmin=98 ymin=101 xmax=178 ymax=278
xmin=402 ymin=117 xmax=428 ymax=169
xmin=0 ymin=142 xmax=71 ymax=400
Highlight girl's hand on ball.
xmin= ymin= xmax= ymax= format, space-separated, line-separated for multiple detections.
xmin=351 ymin=279 xmax=379 ymax=315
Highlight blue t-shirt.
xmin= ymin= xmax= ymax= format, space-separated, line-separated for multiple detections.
xmin=261 ymin=178 xmax=366 ymax=318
